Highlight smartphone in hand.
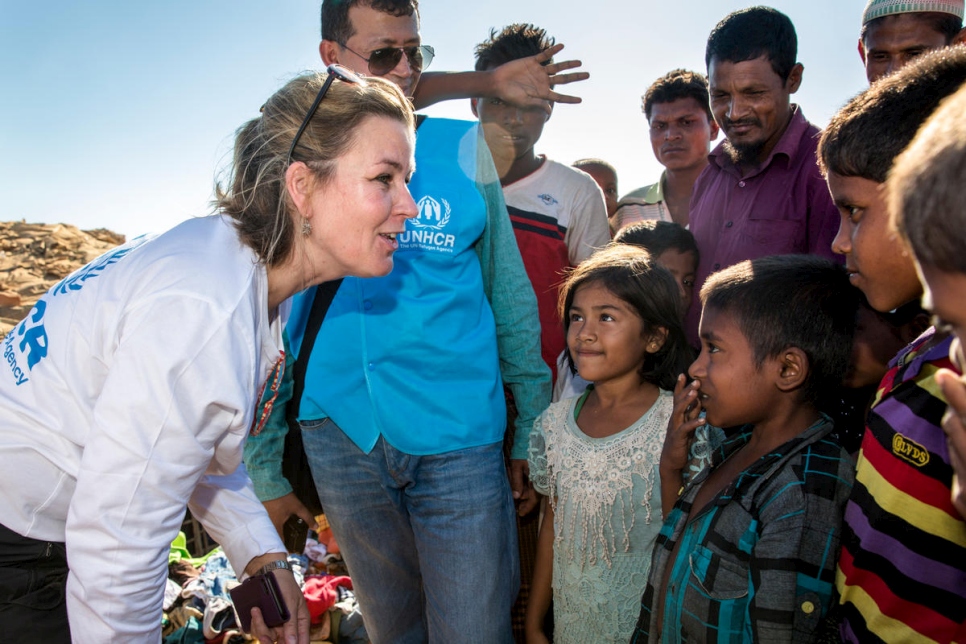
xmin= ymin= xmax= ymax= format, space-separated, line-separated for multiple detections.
xmin=283 ymin=515 xmax=309 ymax=554
xmin=229 ymin=572 xmax=290 ymax=632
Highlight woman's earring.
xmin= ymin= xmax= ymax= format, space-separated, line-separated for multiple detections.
xmin=302 ymin=219 xmax=312 ymax=236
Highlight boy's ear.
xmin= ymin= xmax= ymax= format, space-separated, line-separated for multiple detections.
xmin=470 ymin=97 xmax=480 ymax=118
xmin=645 ymin=327 xmax=669 ymax=354
xmin=774 ymin=347 xmax=809 ymax=392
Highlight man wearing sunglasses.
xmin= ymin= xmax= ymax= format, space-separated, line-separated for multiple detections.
xmin=243 ymin=1 xmax=590 ymax=643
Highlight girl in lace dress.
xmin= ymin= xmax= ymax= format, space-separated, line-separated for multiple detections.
xmin=525 ymin=245 xmax=694 ymax=644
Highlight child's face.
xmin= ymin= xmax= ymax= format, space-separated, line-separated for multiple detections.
xmin=582 ymin=165 xmax=619 ymax=218
xmin=656 ymin=248 xmax=698 ymax=314
xmin=844 ymin=304 xmax=908 ymax=389
xmin=828 ymin=173 xmax=923 ymax=312
xmin=919 ymin=261 xmax=966 ymax=373
xmin=567 ymin=281 xmax=663 ymax=385
xmin=690 ymin=307 xmax=781 ymax=428
xmin=472 ymin=96 xmax=549 ymax=163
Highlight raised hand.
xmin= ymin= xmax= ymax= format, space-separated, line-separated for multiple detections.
xmin=491 ymin=43 xmax=589 ymax=114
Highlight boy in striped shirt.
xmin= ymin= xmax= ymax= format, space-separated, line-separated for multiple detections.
xmin=818 ymin=47 xmax=966 ymax=643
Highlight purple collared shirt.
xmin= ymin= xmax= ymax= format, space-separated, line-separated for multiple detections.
xmin=687 ymin=106 xmax=840 ymax=340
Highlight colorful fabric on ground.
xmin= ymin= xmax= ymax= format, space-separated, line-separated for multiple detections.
xmin=304 ymin=575 xmax=354 ymax=624
xmin=836 ymin=328 xmax=966 ymax=643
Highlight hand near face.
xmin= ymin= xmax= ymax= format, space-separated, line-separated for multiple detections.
xmin=661 ymin=375 xmax=706 ymax=473
xmin=657 ymin=375 xmax=705 ymax=518
xmin=936 ymin=368 xmax=966 ymax=519
xmin=491 ymin=43 xmax=588 ymax=114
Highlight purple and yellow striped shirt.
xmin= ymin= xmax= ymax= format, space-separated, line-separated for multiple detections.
xmin=837 ymin=328 xmax=966 ymax=643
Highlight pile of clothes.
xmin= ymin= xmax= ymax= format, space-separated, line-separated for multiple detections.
xmin=162 ymin=528 xmax=366 ymax=643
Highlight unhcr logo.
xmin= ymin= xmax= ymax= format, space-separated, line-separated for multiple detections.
xmin=398 ymin=194 xmax=457 ymax=252
xmin=892 ymin=433 xmax=930 ymax=467
xmin=411 ymin=195 xmax=451 ymax=230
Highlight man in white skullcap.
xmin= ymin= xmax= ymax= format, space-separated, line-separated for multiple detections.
xmin=859 ymin=0 xmax=966 ymax=82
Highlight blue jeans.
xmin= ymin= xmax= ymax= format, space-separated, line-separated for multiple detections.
xmin=301 ymin=418 xmax=519 ymax=644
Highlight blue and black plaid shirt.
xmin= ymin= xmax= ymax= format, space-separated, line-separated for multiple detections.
xmin=631 ymin=415 xmax=854 ymax=643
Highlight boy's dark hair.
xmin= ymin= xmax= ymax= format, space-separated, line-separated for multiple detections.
xmin=700 ymin=255 xmax=859 ymax=407
xmin=643 ymin=69 xmax=713 ymax=122
xmin=474 ymin=23 xmax=555 ymax=71
xmin=705 ymin=6 xmax=798 ymax=81
xmin=614 ymin=221 xmax=699 ymax=264
xmin=861 ymin=12 xmax=963 ymax=45
xmin=573 ymin=158 xmax=616 ymax=174
xmin=818 ymin=46 xmax=966 ymax=182
xmin=890 ymin=82 xmax=966 ymax=273
xmin=559 ymin=245 xmax=692 ymax=390
xmin=321 ymin=0 xmax=419 ymax=43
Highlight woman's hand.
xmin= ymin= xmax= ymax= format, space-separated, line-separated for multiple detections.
xmin=243 ymin=555 xmax=310 ymax=644
xmin=247 ymin=569 xmax=310 ymax=644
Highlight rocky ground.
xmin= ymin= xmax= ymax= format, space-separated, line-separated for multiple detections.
xmin=0 ymin=221 xmax=125 ymax=336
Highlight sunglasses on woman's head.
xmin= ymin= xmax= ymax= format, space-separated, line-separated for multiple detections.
xmin=340 ymin=43 xmax=435 ymax=77
xmin=287 ymin=64 xmax=365 ymax=165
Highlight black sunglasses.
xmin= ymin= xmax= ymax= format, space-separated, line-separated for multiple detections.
xmin=287 ymin=64 xmax=365 ymax=165
xmin=340 ymin=43 xmax=435 ymax=77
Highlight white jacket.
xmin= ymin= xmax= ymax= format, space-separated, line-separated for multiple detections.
xmin=0 ymin=215 xmax=286 ymax=642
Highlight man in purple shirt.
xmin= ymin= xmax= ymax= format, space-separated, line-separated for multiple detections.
xmin=687 ymin=6 xmax=839 ymax=340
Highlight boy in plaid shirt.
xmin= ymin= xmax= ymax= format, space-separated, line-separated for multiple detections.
xmin=633 ymin=255 xmax=858 ymax=643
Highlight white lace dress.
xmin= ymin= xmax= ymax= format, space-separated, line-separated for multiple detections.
xmin=528 ymin=389 xmax=674 ymax=644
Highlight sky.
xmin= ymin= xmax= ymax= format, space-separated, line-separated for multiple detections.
xmin=0 ymin=1 xmax=869 ymax=240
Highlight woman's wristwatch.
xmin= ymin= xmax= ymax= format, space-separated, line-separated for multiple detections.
xmin=257 ymin=559 xmax=294 ymax=576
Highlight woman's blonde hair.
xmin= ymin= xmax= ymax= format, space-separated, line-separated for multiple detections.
xmin=216 ymin=71 xmax=414 ymax=266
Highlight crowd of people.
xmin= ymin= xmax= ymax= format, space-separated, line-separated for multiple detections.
xmin=1 ymin=0 xmax=966 ymax=643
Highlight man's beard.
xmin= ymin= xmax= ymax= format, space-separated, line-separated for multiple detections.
xmin=723 ymin=137 xmax=767 ymax=166
xmin=722 ymin=118 xmax=766 ymax=165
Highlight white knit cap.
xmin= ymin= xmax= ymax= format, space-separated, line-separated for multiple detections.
xmin=862 ymin=0 xmax=965 ymax=24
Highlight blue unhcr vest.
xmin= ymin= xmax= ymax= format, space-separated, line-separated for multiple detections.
xmin=287 ymin=117 xmax=506 ymax=455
